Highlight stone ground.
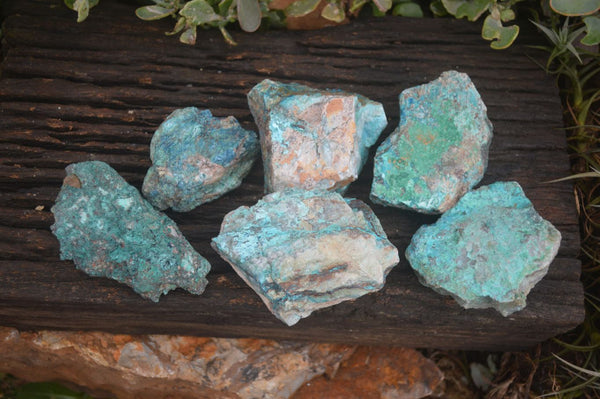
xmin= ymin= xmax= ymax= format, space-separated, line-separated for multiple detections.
xmin=0 ymin=326 xmax=464 ymax=398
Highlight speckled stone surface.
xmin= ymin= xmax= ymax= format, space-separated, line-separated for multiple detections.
xmin=248 ymin=79 xmax=387 ymax=193
xmin=211 ymin=189 xmax=399 ymax=326
xmin=406 ymin=181 xmax=561 ymax=316
xmin=143 ymin=107 xmax=259 ymax=212
xmin=51 ymin=161 xmax=211 ymax=302
xmin=0 ymin=326 xmax=356 ymax=399
xmin=371 ymin=70 xmax=493 ymax=214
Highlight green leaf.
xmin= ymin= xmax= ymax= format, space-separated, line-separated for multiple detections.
xmin=372 ymin=0 xmax=392 ymax=12
xmin=166 ymin=17 xmax=187 ymax=35
xmin=219 ymin=25 xmax=237 ymax=45
xmin=582 ymin=15 xmax=600 ymax=45
xmin=180 ymin=26 xmax=197 ymax=44
xmin=152 ymin=0 xmax=174 ymax=7
xmin=393 ymin=2 xmax=423 ymax=17
xmin=430 ymin=0 xmax=448 ymax=16
xmin=65 ymin=0 xmax=99 ymax=22
xmin=75 ymin=0 xmax=90 ymax=22
xmin=441 ymin=0 xmax=464 ymax=15
xmin=481 ymin=14 xmax=519 ymax=49
xmin=180 ymin=0 xmax=222 ymax=25
xmin=455 ymin=0 xmax=490 ymax=21
xmin=349 ymin=0 xmax=368 ymax=13
xmin=135 ymin=5 xmax=174 ymax=20
xmin=14 ymin=382 xmax=93 ymax=399
xmin=219 ymin=0 xmax=235 ymax=15
xmin=285 ymin=0 xmax=321 ymax=16
xmin=371 ymin=2 xmax=386 ymax=15
xmin=530 ymin=20 xmax=560 ymax=47
xmin=549 ymin=0 xmax=600 ymax=16
xmin=237 ymin=0 xmax=262 ymax=32
xmin=264 ymin=10 xmax=286 ymax=28
xmin=546 ymin=171 xmax=600 ymax=183
xmin=500 ymin=8 xmax=515 ymax=22
xmin=321 ymin=1 xmax=345 ymax=22
xmin=64 ymin=0 xmax=98 ymax=11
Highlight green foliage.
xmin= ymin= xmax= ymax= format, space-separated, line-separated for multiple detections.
xmin=452 ymin=0 xmax=489 ymax=21
xmin=67 ymin=0 xmax=281 ymax=45
xmin=180 ymin=0 xmax=221 ymax=25
xmin=582 ymin=15 xmax=600 ymax=45
xmin=0 ymin=375 xmax=94 ymax=399
xmin=284 ymin=0 xmax=321 ymax=17
xmin=62 ymin=0 xmax=600 ymax=49
xmin=482 ymin=14 xmax=519 ymax=49
xmin=321 ymin=1 xmax=346 ymax=22
xmin=549 ymin=0 xmax=600 ymax=17
xmin=63 ymin=0 xmax=99 ymax=22
xmin=284 ymin=0 xmax=422 ymax=26
xmin=135 ymin=5 xmax=175 ymax=20
xmin=530 ymin=17 xmax=599 ymax=129
xmin=538 ymin=295 xmax=600 ymax=397
xmin=372 ymin=0 xmax=393 ymax=13
xmin=545 ymin=0 xmax=600 ymax=48
xmin=429 ymin=0 xmax=447 ymax=16
xmin=393 ymin=1 xmax=424 ymax=17
xmin=536 ymin=7 xmax=600 ymax=396
xmin=531 ymin=18 xmax=585 ymax=65
xmin=237 ymin=0 xmax=262 ymax=32
xmin=431 ymin=0 xmax=599 ymax=50
xmin=434 ymin=0 xmax=522 ymax=49
xmin=13 ymin=382 xmax=94 ymax=399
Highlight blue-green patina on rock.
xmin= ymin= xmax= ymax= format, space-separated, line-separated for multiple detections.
xmin=211 ymin=189 xmax=399 ymax=326
xmin=51 ymin=161 xmax=211 ymax=302
xmin=371 ymin=70 xmax=493 ymax=214
xmin=143 ymin=107 xmax=259 ymax=212
xmin=406 ymin=181 xmax=561 ymax=316
xmin=248 ymin=79 xmax=387 ymax=193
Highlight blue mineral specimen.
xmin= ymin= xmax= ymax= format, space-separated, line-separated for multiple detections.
xmin=211 ymin=189 xmax=399 ymax=326
xmin=371 ymin=70 xmax=493 ymax=214
xmin=51 ymin=161 xmax=211 ymax=301
xmin=143 ymin=107 xmax=259 ymax=212
xmin=405 ymin=181 xmax=561 ymax=316
xmin=248 ymin=79 xmax=387 ymax=193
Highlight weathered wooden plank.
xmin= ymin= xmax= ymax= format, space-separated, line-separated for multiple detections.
xmin=0 ymin=257 xmax=583 ymax=350
xmin=0 ymin=0 xmax=584 ymax=349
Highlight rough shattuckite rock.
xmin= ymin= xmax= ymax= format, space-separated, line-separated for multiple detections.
xmin=371 ymin=70 xmax=493 ymax=214
xmin=143 ymin=107 xmax=259 ymax=212
xmin=406 ymin=181 xmax=561 ymax=316
xmin=211 ymin=189 xmax=399 ymax=326
xmin=248 ymin=79 xmax=387 ymax=193
xmin=51 ymin=161 xmax=210 ymax=302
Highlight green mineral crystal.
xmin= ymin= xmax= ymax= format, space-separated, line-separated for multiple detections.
xmin=211 ymin=189 xmax=399 ymax=326
xmin=248 ymin=79 xmax=387 ymax=193
xmin=51 ymin=161 xmax=211 ymax=301
xmin=405 ymin=181 xmax=561 ymax=316
xmin=371 ymin=70 xmax=493 ymax=214
xmin=143 ymin=107 xmax=259 ymax=212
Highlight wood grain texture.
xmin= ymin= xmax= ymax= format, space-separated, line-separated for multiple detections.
xmin=0 ymin=0 xmax=584 ymax=350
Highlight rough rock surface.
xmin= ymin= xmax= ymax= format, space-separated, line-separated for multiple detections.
xmin=211 ymin=189 xmax=399 ymax=326
xmin=51 ymin=161 xmax=210 ymax=302
xmin=248 ymin=79 xmax=387 ymax=193
xmin=371 ymin=70 xmax=493 ymax=214
xmin=292 ymin=346 xmax=444 ymax=399
xmin=0 ymin=327 xmax=355 ymax=399
xmin=406 ymin=181 xmax=561 ymax=316
xmin=143 ymin=107 xmax=259 ymax=211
